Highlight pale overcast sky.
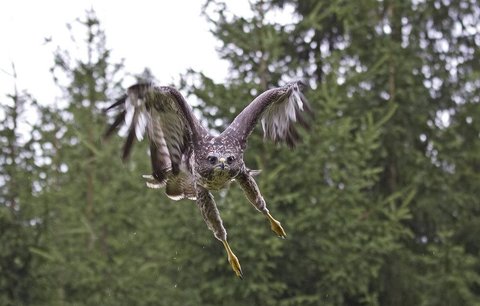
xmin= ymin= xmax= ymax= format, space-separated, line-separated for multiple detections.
xmin=0 ymin=0 xmax=252 ymax=106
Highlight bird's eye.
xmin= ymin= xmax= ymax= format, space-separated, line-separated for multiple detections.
xmin=226 ymin=156 xmax=235 ymax=164
xmin=207 ymin=156 xmax=217 ymax=165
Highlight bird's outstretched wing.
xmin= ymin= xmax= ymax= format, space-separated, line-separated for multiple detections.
xmin=223 ymin=81 xmax=313 ymax=148
xmin=104 ymin=83 xmax=207 ymax=200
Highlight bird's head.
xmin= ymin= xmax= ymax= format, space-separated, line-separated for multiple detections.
xmin=195 ymin=136 xmax=244 ymax=180
xmin=195 ymin=147 xmax=243 ymax=179
xmin=204 ymin=153 xmax=240 ymax=173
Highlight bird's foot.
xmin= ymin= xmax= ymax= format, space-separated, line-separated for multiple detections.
xmin=266 ymin=212 xmax=287 ymax=239
xmin=222 ymin=240 xmax=243 ymax=279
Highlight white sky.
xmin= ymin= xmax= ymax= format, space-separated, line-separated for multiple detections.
xmin=0 ymin=0 xmax=252 ymax=106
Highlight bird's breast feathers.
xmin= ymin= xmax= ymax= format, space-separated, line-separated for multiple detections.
xmin=196 ymin=169 xmax=235 ymax=190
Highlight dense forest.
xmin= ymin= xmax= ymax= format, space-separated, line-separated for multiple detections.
xmin=1 ymin=1 xmax=479 ymax=305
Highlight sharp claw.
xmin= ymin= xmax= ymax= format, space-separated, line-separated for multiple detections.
xmin=228 ymin=253 xmax=243 ymax=279
xmin=266 ymin=212 xmax=287 ymax=238
xmin=272 ymin=225 xmax=287 ymax=239
xmin=222 ymin=240 xmax=243 ymax=279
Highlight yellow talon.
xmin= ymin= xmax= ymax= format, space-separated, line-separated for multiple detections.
xmin=222 ymin=240 xmax=243 ymax=279
xmin=266 ymin=212 xmax=287 ymax=238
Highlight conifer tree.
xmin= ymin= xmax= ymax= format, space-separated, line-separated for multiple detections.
xmin=1 ymin=1 xmax=478 ymax=305
xmin=180 ymin=0 xmax=480 ymax=304
xmin=0 ymin=75 xmax=47 ymax=305
xmin=176 ymin=1 xmax=410 ymax=305
xmin=34 ymin=10 xmax=205 ymax=305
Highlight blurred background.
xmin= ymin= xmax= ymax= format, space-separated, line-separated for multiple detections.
xmin=1 ymin=1 xmax=480 ymax=305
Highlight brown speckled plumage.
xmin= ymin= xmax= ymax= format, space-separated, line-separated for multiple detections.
xmin=105 ymin=81 xmax=312 ymax=278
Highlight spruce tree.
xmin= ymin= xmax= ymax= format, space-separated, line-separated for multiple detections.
xmin=179 ymin=0 xmax=480 ymax=304
xmin=0 ymin=76 xmax=48 ymax=305
xmin=175 ymin=1 xmax=411 ymax=305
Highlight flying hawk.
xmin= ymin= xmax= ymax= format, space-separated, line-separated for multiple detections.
xmin=105 ymin=81 xmax=312 ymax=278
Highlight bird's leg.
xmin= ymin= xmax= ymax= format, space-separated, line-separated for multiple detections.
xmin=196 ymin=186 xmax=243 ymax=278
xmin=236 ymin=172 xmax=287 ymax=238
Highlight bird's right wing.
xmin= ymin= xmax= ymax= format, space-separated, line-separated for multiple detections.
xmin=105 ymin=83 xmax=206 ymax=200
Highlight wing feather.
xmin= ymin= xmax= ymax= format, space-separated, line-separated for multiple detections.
xmin=104 ymin=110 xmax=126 ymax=139
xmin=105 ymin=83 xmax=207 ymax=200
xmin=223 ymin=81 xmax=313 ymax=148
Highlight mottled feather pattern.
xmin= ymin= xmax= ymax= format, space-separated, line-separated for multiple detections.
xmin=106 ymin=81 xmax=312 ymax=278
xmin=106 ymin=81 xmax=311 ymax=200
xmin=260 ymin=82 xmax=312 ymax=147
xmin=236 ymin=172 xmax=268 ymax=213
xmin=104 ymin=80 xmax=315 ymax=278
xmin=223 ymin=81 xmax=312 ymax=149
xmin=143 ymin=168 xmax=196 ymax=200
xmin=105 ymin=83 xmax=206 ymax=202
xmin=148 ymin=116 xmax=171 ymax=182
xmin=196 ymin=186 xmax=226 ymax=241
xmin=195 ymin=168 xmax=234 ymax=191
xmin=165 ymin=171 xmax=197 ymax=200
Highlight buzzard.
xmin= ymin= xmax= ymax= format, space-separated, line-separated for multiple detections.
xmin=105 ymin=81 xmax=312 ymax=278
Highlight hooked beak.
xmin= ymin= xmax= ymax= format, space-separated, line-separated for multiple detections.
xmin=219 ymin=157 xmax=226 ymax=170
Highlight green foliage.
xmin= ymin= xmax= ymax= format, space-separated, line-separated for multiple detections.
xmin=1 ymin=1 xmax=480 ymax=305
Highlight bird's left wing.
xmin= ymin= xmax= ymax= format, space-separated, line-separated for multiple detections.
xmin=223 ymin=81 xmax=313 ymax=148
xmin=104 ymin=83 xmax=207 ymax=199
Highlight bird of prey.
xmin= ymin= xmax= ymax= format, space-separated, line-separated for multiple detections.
xmin=104 ymin=81 xmax=312 ymax=278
